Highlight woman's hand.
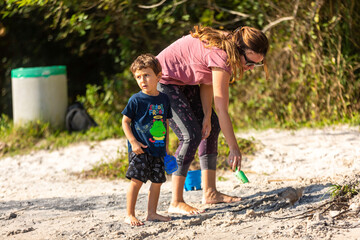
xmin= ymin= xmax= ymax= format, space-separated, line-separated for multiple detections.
xmin=201 ymin=117 xmax=211 ymax=140
xmin=227 ymin=147 xmax=242 ymax=171
xmin=200 ymin=84 xmax=213 ymax=140
xmin=211 ymin=68 xmax=242 ymax=171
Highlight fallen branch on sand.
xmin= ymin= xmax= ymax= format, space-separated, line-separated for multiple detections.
xmin=271 ymin=200 xmax=336 ymax=220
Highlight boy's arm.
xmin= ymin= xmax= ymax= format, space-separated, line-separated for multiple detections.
xmin=122 ymin=115 xmax=147 ymax=154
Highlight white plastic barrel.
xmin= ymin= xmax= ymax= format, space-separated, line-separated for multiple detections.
xmin=11 ymin=66 xmax=68 ymax=128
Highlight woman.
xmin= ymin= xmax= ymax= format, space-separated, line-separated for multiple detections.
xmin=157 ymin=25 xmax=269 ymax=214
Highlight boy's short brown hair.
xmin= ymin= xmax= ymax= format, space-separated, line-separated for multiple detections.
xmin=130 ymin=53 xmax=162 ymax=76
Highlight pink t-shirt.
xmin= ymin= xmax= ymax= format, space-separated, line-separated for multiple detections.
xmin=156 ymin=35 xmax=231 ymax=85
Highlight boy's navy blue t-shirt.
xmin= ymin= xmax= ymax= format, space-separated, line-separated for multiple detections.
xmin=122 ymin=91 xmax=172 ymax=158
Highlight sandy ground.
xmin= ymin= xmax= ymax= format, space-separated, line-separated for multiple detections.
xmin=1 ymin=125 xmax=360 ymax=240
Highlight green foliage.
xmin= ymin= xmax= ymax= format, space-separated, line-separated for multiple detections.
xmin=0 ymin=115 xmax=122 ymax=158
xmin=167 ymin=133 xmax=257 ymax=171
xmin=225 ymin=1 xmax=360 ymax=128
xmin=329 ymin=182 xmax=359 ymax=200
xmin=229 ymin=0 xmax=360 ymax=128
xmin=79 ymin=151 xmax=129 ymax=180
xmin=0 ymin=73 xmax=133 ymax=158
xmin=0 ymin=0 xmax=360 ymax=162
xmin=216 ymin=135 xmax=257 ymax=170
xmin=217 ymin=176 xmax=228 ymax=181
xmin=80 ymin=133 xmax=258 ymax=180
xmin=2 ymin=0 xmax=359 ymax=127
xmin=0 ymin=114 xmax=12 ymax=136
xmin=0 ymin=79 xmax=128 ymax=157
xmin=75 ymin=72 xmax=137 ymax=140
xmin=0 ymin=119 xmax=53 ymax=156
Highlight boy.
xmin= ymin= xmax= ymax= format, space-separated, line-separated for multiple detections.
xmin=122 ymin=54 xmax=172 ymax=226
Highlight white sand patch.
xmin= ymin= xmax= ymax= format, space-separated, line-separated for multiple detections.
xmin=1 ymin=125 xmax=360 ymax=239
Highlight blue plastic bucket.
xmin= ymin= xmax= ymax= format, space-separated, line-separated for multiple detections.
xmin=164 ymin=154 xmax=178 ymax=174
xmin=184 ymin=170 xmax=202 ymax=191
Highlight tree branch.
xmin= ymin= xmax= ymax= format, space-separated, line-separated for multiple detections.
xmin=138 ymin=0 xmax=167 ymax=9
xmin=262 ymin=16 xmax=294 ymax=33
xmin=212 ymin=3 xmax=251 ymax=18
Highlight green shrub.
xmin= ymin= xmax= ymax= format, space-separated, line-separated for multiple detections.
xmin=330 ymin=183 xmax=359 ymax=200
xmin=78 ymin=151 xmax=129 ymax=180
xmin=80 ymin=134 xmax=258 ymax=180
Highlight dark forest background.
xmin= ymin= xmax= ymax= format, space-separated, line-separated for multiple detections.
xmin=1 ymin=0 xmax=359 ymax=129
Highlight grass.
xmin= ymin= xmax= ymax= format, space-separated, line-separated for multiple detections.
xmin=0 ymin=114 xmax=123 ymax=158
xmin=0 ymin=114 xmax=258 ymax=180
xmin=2 ymin=110 xmax=358 ymax=159
xmin=329 ymin=182 xmax=359 ymax=200
xmin=75 ymin=133 xmax=258 ymax=180
xmin=321 ymin=181 xmax=360 ymax=216
xmin=77 ymin=151 xmax=129 ymax=180
xmin=1 ymin=112 xmax=358 ymax=181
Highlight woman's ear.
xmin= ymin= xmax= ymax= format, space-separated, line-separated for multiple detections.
xmin=157 ymin=72 xmax=162 ymax=80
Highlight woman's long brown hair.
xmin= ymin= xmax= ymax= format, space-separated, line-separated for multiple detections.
xmin=190 ymin=25 xmax=269 ymax=82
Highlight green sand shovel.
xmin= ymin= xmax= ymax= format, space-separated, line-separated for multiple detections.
xmin=234 ymin=167 xmax=249 ymax=183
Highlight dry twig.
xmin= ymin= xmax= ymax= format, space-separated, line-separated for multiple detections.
xmin=262 ymin=16 xmax=294 ymax=33
xmin=212 ymin=3 xmax=250 ymax=18
xmin=138 ymin=0 xmax=167 ymax=9
xmin=271 ymin=200 xmax=336 ymax=220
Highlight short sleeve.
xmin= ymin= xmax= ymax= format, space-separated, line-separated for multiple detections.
xmin=205 ymin=50 xmax=232 ymax=74
xmin=121 ymin=95 xmax=137 ymax=120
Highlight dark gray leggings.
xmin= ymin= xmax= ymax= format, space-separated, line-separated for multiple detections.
xmin=158 ymin=83 xmax=220 ymax=177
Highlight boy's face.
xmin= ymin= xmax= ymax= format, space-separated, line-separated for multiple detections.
xmin=133 ymin=67 xmax=161 ymax=96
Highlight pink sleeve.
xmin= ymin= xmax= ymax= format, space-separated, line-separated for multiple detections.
xmin=205 ymin=50 xmax=232 ymax=74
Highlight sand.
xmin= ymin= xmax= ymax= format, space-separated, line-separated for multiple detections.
xmin=1 ymin=125 xmax=360 ymax=239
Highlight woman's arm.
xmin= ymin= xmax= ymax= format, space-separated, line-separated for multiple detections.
xmin=211 ymin=67 xmax=242 ymax=170
xmin=200 ymin=84 xmax=213 ymax=140
xmin=122 ymin=115 xmax=147 ymax=154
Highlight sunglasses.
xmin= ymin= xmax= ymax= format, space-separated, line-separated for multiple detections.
xmin=237 ymin=45 xmax=264 ymax=67
xmin=243 ymin=52 xmax=264 ymax=67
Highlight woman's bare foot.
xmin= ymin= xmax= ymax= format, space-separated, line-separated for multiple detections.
xmin=202 ymin=190 xmax=242 ymax=204
xmin=125 ymin=215 xmax=144 ymax=226
xmin=168 ymin=201 xmax=205 ymax=215
xmin=146 ymin=213 xmax=171 ymax=222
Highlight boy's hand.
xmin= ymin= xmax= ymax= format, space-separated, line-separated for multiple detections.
xmin=131 ymin=141 xmax=148 ymax=155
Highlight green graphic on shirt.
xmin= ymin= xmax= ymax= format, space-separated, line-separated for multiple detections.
xmin=149 ymin=116 xmax=166 ymax=147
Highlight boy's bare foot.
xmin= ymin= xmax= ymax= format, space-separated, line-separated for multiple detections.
xmin=168 ymin=202 xmax=205 ymax=215
xmin=202 ymin=190 xmax=241 ymax=204
xmin=146 ymin=213 xmax=171 ymax=222
xmin=125 ymin=215 xmax=144 ymax=226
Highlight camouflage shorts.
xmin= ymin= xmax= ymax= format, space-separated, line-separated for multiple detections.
xmin=126 ymin=152 xmax=166 ymax=183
